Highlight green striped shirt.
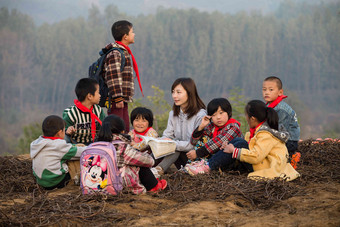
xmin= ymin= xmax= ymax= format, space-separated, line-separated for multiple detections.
xmin=63 ymin=104 xmax=106 ymax=144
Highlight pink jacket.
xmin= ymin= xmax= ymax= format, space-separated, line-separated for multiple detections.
xmin=112 ymin=134 xmax=154 ymax=194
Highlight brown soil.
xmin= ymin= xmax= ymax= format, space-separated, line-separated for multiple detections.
xmin=0 ymin=139 xmax=339 ymax=227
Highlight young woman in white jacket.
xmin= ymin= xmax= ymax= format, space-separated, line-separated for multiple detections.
xmin=152 ymin=78 xmax=206 ymax=177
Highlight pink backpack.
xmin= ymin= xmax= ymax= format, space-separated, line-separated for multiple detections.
xmin=80 ymin=141 xmax=123 ymax=195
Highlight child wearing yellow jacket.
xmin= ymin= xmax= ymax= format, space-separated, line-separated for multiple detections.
xmin=223 ymin=100 xmax=300 ymax=181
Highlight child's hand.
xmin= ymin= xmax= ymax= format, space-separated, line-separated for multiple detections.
xmin=186 ymin=150 xmax=197 ymax=160
xmin=76 ymin=143 xmax=86 ymax=147
xmin=116 ymin=101 xmax=124 ymax=109
xmin=223 ymin=143 xmax=235 ymax=154
xmin=198 ymin=115 xmax=211 ymax=131
xmin=221 ymin=141 xmax=228 ymax=149
xmin=66 ymin=126 xmax=76 ymax=135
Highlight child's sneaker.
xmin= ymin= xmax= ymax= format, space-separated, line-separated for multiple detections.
xmin=151 ymin=166 xmax=164 ymax=178
xmin=290 ymin=152 xmax=301 ymax=169
xmin=150 ymin=179 xmax=167 ymax=193
xmin=185 ymin=160 xmax=210 ymax=176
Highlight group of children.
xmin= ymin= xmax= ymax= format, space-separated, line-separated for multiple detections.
xmin=30 ymin=75 xmax=300 ymax=194
xmin=30 ymin=19 xmax=301 ymax=195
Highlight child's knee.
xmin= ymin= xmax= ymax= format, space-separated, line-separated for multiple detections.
xmin=229 ymin=138 xmax=248 ymax=149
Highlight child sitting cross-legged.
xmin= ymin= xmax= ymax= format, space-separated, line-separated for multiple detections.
xmin=128 ymin=107 xmax=158 ymax=152
xmin=30 ymin=115 xmax=87 ymax=190
xmin=185 ymin=98 xmax=243 ymax=175
xmin=97 ymin=115 xmax=167 ymax=194
xmin=222 ymin=100 xmax=300 ymax=181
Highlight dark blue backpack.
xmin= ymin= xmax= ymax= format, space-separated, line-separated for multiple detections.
xmin=89 ymin=47 xmax=126 ymax=109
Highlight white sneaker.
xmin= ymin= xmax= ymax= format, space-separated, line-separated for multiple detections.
xmin=151 ymin=166 xmax=164 ymax=178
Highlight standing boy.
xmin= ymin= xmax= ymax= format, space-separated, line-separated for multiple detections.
xmin=63 ymin=78 xmax=106 ymax=145
xmin=103 ymin=20 xmax=143 ymax=131
xmin=30 ymin=115 xmax=87 ymax=190
xmin=262 ymin=76 xmax=301 ymax=166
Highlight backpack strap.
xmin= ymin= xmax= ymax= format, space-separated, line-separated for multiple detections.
xmin=100 ymin=47 xmax=126 ymax=72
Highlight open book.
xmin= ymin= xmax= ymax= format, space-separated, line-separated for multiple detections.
xmin=138 ymin=136 xmax=176 ymax=159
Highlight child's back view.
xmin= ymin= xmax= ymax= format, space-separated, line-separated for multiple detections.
xmin=63 ymin=78 xmax=106 ymax=145
xmin=97 ymin=115 xmax=167 ymax=194
xmin=30 ymin=115 xmax=87 ymax=190
xmin=262 ymin=76 xmax=300 ymax=155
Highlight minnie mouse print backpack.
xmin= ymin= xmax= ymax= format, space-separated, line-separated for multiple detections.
xmin=80 ymin=141 xmax=123 ymax=195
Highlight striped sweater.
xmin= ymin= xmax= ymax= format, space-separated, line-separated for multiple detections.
xmin=63 ymin=104 xmax=106 ymax=144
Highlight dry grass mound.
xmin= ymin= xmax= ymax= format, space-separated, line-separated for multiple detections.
xmin=0 ymin=139 xmax=339 ymax=226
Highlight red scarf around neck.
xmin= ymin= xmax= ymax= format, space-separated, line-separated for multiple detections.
xmin=115 ymin=41 xmax=144 ymax=96
xmin=42 ymin=136 xmax=62 ymax=140
xmin=74 ymin=99 xmax=102 ymax=141
xmin=212 ymin=118 xmax=240 ymax=138
xmin=267 ymin=95 xmax=287 ymax=108
xmin=249 ymin=121 xmax=265 ymax=142
xmin=133 ymin=127 xmax=152 ymax=142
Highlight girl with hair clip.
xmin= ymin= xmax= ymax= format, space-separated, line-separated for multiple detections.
xmin=222 ymin=100 xmax=300 ymax=181
xmin=151 ymin=78 xmax=206 ymax=178
xmin=97 ymin=115 xmax=167 ymax=194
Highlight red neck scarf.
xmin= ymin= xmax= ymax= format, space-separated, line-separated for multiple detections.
xmin=74 ymin=99 xmax=102 ymax=141
xmin=42 ymin=136 xmax=62 ymax=140
xmin=249 ymin=121 xmax=265 ymax=141
xmin=133 ymin=127 xmax=151 ymax=142
xmin=115 ymin=41 xmax=144 ymax=96
xmin=212 ymin=118 xmax=240 ymax=138
xmin=267 ymin=95 xmax=287 ymax=108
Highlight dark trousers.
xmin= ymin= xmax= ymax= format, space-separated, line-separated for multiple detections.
xmin=208 ymin=138 xmax=253 ymax=172
xmin=139 ymin=167 xmax=158 ymax=191
xmin=109 ymin=102 xmax=130 ymax=132
xmin=286 ymin=140 xmax=298 ymax=156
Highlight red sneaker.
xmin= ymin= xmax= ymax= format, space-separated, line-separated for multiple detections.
xmin=291 ymin=152 xmax=301 ymax=170
xmin=150 ymin=179 xmax=167 ymax=192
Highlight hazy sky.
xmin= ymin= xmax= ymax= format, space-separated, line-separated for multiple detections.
xmin=0 ymin=0 xmax=332 ymax=25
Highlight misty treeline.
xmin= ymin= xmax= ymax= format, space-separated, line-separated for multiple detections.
xmin=0 ymin=1 xmax=339 ymax=154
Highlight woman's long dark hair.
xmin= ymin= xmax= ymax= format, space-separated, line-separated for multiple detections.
xmin=172 ymin=78 xmax=206 ymax=119
xmin=245 ymin=100 xmax=279 ymax=130
xmin=96 ymin=115 xmax=125 ymax=142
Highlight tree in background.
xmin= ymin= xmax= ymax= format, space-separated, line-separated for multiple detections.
xmin=17 ymin=123 xmax=41 ymax=155
xmin=1 ymin=1 xmax=340 ymax=155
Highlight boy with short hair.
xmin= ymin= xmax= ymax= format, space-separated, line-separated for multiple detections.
xmin=63 ymin=78 xmax=106 ymax=145
xmin=262 ymin=76 xmax=301 ymax=156
xmin=103 ymin=20 xmax=143 ymax=132
xmin=30 ymin=115 xmax=87 ymax=190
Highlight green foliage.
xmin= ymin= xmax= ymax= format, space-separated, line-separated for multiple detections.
xmin=17 ymin=123 xmax=42 ymax=155
xmin=128 ymin=86 xmax=171 ymax=134
xmin=227 ymin=88 xmax=248 ymax=134
xmin=146 ymin=86 xmax=172 ymax=134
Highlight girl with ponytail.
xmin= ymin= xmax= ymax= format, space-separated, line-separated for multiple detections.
xmin=223 ymin=100 xmax=300 ymax=181
xmin=96 ymin=115 xmax=167 ymax=194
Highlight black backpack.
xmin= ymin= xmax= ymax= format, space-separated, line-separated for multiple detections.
xmin=89 ymin=47 xmax=126 ymax=110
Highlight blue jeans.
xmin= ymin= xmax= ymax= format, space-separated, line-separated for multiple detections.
xmin=208 ymin=138 xmax=253 ymax=172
